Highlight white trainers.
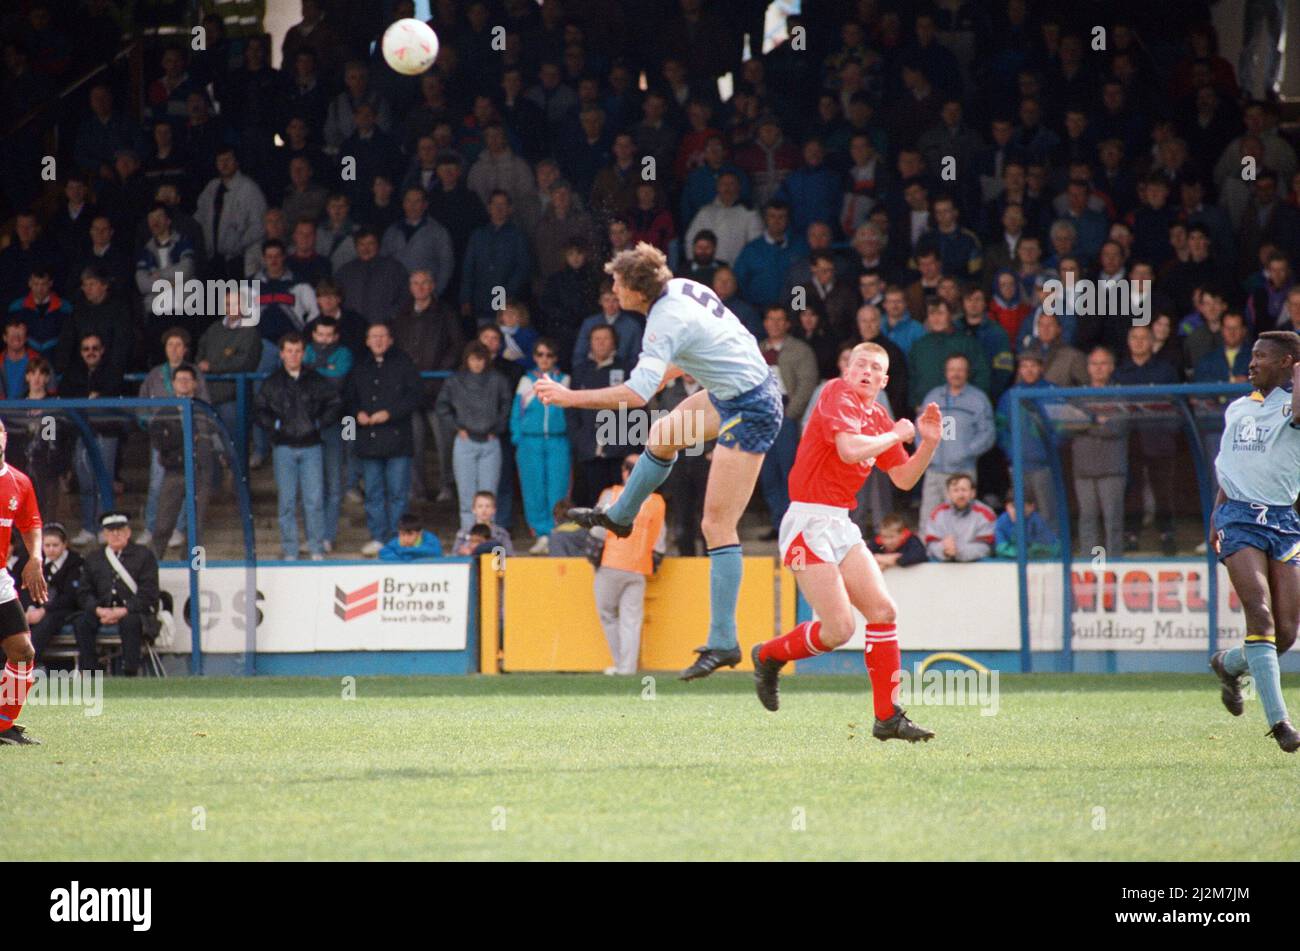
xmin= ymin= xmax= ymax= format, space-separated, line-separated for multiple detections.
xmin=167 ymin=530 xmax=184 ymax=548
xmin=603 ymin=666 xmax=618 ymax=676
xmin=135 ymin=530 xmax=153 ymax=547
xmin=310 ymin=553 xmax=325 ymax=562
xmin=361 ymin=540 xmax=382 ymax=557
xmin=70 ymin=530 xmax=96 ymax=547
xmin=529 ymin=535 xmax=550 ymax=555
xmin=1195 ymin=541 xmax=1208 ymax=555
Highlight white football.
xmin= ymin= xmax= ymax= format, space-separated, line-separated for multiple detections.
xmin=381 ymin=18 xmax=439 ymax=76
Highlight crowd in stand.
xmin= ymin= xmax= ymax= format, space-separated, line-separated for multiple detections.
xmin=0 ymin=0 xmax=1297 ymax=563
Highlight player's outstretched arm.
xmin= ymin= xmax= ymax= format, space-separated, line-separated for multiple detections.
xmin=534 ymin=374 xmax=647 ymax=410
xmin=887 ymin=402 xmax=943 ymax=491
xmin=835 ymin=420 xmax=910 ymax=466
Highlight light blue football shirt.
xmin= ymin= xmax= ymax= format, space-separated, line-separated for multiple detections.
xmin=625 ymin=278 xmax=770 ymax=403
xmin=1216 ymin=385 xmax=1300 ymax=507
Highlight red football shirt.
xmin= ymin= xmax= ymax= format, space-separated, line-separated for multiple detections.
xmin=788 ymin=379 xmax=908 ymax=509
xmin=0 ymin=464 xmax=41 ymax=563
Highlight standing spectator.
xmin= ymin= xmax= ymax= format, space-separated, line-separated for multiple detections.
xmin=1114 ymin=324 xmax=1180 ymax=554
xmin=533 ymin=180 xmax=596 ymax=286
xmin=510 ymin=339 xmax=571 ymax=554
xmin=567 ymin=325 xmax=630 ymax=506
xmin=333 ymin=229 xmax=408 ymax=326
xmin=311 ymin=278 xmax=368 ymax=359
xmin=74 ymin=512 xmax=159 ymax=676
xmin=0 ymin=214 xmax=61 ymax=305
xmin=304 ymin=316 xmax=353 ymax=552
xmin=194 ymin=146 xmax=267 ymax=280
xmin=137 ymin=327 xmax=210 ymax=550
xmin=436 ymin=341 xmax=513 ymax=531
xmin=572 ymin=283 xmax=642 ymax=371
xmin=7 ymin=269 xmax=70 ymax=361
xmin=924 ymin=473 xmax=996 ymax=562
xmin=24 ymin=525 xmax=84 ymax=670
xmin=426 ymin=151 xmax=488 ymax=301
xmin=0 ymin=319 xmax=41 ymax=399
xmin=393 ymin=271 xmax=462 ymax=503
xmin=592 ymin=452 xmax=666 ymax=675
xmin=8 ymin=357 xmax=69 ymax=521
xmin=732 ymin=200 xmax=808 ymax=308
xmin=994 ymin=351 xmax=1059 ymax=525
xmin=466 ymin=125 xmax=537 ymax=223
xmin=286 ymin=220 xmax=331 ymax=290
xmin=540 ymin=241 xmax=602 ymax=361
xmin=651 ymin=372 xmax=712 ymax=556
xmin=381 ymin=187 xmax=454 ymax=296
xmin=68 ymin=216 xmax=132 ymax=297
xmin=323 ymin=61 xmax=394 ymax=153
xmin=146 ymin=364 xmax=217 ymax=561
xmin=757 ymin=306 xmax=817 ymax=535
xmin=1020 ymin=311 xmax=1087 ymax=387
xmin=686 ymin=172 xmax=763 ymax=273
xmin=256 ymin=333 xmax=341 ymax=561
xmin=60 ymin=332 xmax=123 ymax=544
xmin=346 ymin=323 xmax=422 ymax=556
xmin=460 ymin=190 xmax=530 ymax=326
xmin=1072 ymin=346 xmax=1127 ymax=558
xmin=775 ymin=138 xmax=841 ymax=235
xmin=919 ymin=354 xmax=997 ymax=520
xmin=734 ymin=116 xmax=800 ymax=207
xmin=196 ymin=290 xmax=263 ymax=457
xmin=1193 ymin=311 xmax=1252 ymax=382
xmin=56 ymin=267 xmax=134 ymax=378
xmin=627 ymin=182 xmax=675 ymax=254
xmin=909 ymin=300 xmax=991 ymax=409
xmin=316 ymin=193 xmax=359 ymax=271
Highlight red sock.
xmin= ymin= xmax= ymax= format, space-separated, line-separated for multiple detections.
xmin=759 ymin=621 xmax=827 ymax=663
xmin=0 ymin=662 xmax=32 ymax=732
xmin=863 ymin=623 xmax=900 ymax=720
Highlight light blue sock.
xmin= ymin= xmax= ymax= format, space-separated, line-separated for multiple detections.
xmin=706 ymin=544 xmax=743 ymax=650
xmin=1244 ymin=641 xmax=1289 ymax=727
xmin=1220 ymin=645 xmax=1249 ymax=676
xmin=605 ymin=450 xmax=676 ymax=525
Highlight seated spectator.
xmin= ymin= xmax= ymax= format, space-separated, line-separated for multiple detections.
xmin=924 ymin=473 xmax=996 ymax=562
xmin=74 ymin=511 xmax=160 ymax=676
xmin=1072 ymin=345 xmax=1127 ymax=558
xmin=380 ymin=513 xmax=445 ymax=561
xmin=286 ymin=220 xmax=331 ymax=290
xmin=866 ymin=513 xmax=928 ymax=569
xmin=23 ymin=524 xmax=84 ymax=670
xmin=452 ymin=491 xmax=513 ymax=555
xmin=282 ymin=156 xmax=329 ymax=227
xmin=7 ymin=268 xmax=70 ymax=360
xmin=333 ymin=228 xmax=407 ymax=326
xmin=628 ymin=181 xmax=675 ymax=254
xmin=676 ymin=230 xmax=723 ymax=286
xmin=436 ymin=341 xmax=513 ymax=530
xmin=592 ymin=452 xmax=666 ymax=676
xmin=1193 ymin=311 xmax=1252 ymax=382
xmin=712 ymin=265 xmax=760 ymax=338
xmin=685 ymin=171 xmax=763 ymax=268
xmin=311 ymin=278 xmax=368 ymax=360
xmin=909 ymin=299 xmax=991 ymax=409
xmin=547 ymin=499 xmax=598 ymax=559
xmin=316 ymin=192 xmax=359 ymax=272
xmin=146 ymin=363 xmax=217 ymax=561
xmin=994 ymin=491 xmax=1060 ymax=559
xmin=194 ymin=146 xmax=267 ymax=281
xmin=68 ymin=216 xmax=132 ymax=296
xmin=380 ymin=187 xmax=454 ymax=295
xmin=0 ymin=318 xmax=42 ymax=399
xmin=460 ymin=189 xmax=530 ymax=326
xmin=733 ymin=200 xmax=808 ymax=308
xmin=256 ymin=332 xmax=341 ymax=561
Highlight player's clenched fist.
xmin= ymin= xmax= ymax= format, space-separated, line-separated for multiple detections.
xmin=533 ymin=374 xmax=573 ymax=407
xmin=916 ymin=402 xmax=943 ymax=443
xmin=892 ymin=418 xmax=916 ymax=444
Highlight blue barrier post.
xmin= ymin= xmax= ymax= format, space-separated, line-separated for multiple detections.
xmin=1032 ymin=396 xmax=1075 ymax=672
xmin=1173 ymin=396 xmax=1220 ymax=657
xmin=181 ymin=400 xmax=202 ymax=675
xmin=1010 ymin=390 xmax=1030 ymax=672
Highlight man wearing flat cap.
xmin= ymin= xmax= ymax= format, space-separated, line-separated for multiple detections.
xmin=73 ymin=512 xmax=160 ymax=676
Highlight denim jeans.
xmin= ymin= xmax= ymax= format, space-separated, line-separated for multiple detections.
xmin=757 ymin=417 xmax=799 ymax=531
xmin=360 ymin=456 xmax=412 ymax=543
xmin=452 ymin=437 xmax=502 ymax=530
xmin=145 ymin=447 xmax=187 ymax=537
xmin=74 ymin=434 xmax=119 ymax=531
xmin=319 ymin=423 xmax=344 ymax=544
xmin=272 ymin=443 xmax=326 ymax=558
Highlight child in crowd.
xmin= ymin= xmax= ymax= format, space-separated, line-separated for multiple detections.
xmin=379 ymin=513 xmax=444 ymax=561
xmin=453 ymin=491 xmax=514 ymax=555
xmin=866 ymin=513 xmax=928 ymax=569
xmin=994 ymin=490 xmax=1059 ymax=559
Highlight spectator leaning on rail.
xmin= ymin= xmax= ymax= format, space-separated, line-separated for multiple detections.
xmin=510 ymin=338 xmax=570 ymax=555
xmin=146 ymin=363 xmax=218 ymax=562
xmin=73 ymin=511 xmax=160 ymax=676
xmin=21 ymin=524 xmax=84 ymax=671
xmin=304 ymin=315 xmax=352 ymax=553
xmin=924 ymin=473 xmax=996 ymax=563
xmin=60 ymin=331 xmax=126 ymax=546
xmin=866 ymin=512 xmax=929 ymax=570
xmin=994 ymin=490 xmax=1060 ymax=559
xmin=592 ymin=453 xmax=666 ymax=676
xmin=256 ymin=332 xmax=343 ymax=561
xmin=346 ymin=322 xmax=422 ymax=557
xmin=379 ymin=512 xmax=444 ymax=562
xmin=918 ymin=352 xmax=997 ymax=522
xmin=1071 ymin=346 xmax=1128 ymax=559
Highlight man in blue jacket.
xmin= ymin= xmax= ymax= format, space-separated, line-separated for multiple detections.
xmin=732 ymin=200 xmax=808 ymax=308
xmin=380 ymin=513 xmax=444 ymax=561
xmin=460 ymin=189 xmax=530 ymax=326
xmin=996 ymin=351 xmax=1060 ymax=525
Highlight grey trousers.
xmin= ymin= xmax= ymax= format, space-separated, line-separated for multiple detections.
xmin=1024 ymin=467 xmax=1055 ymax=527
xmin=151 ymin=465 xmax=211 ymax=561
xmin=411 ymin=409 xmax=454 ymax=496
xmin=920 ymin=469 xmax=958 ymax=524
xmin=594 ymin=566 xmax=645 ymax=674
xmin=1075 ymin=474 xmax=1125 ymax=560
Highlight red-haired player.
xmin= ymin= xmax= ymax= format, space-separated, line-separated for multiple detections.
xmin=0 ymin=419 xmax=47 ymax=745
xmin=751 ymin=342 xmax=942 ymax=741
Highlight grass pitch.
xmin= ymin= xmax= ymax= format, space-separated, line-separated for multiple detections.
xmin=7 ymin=672 xmax=1296 ymax=861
